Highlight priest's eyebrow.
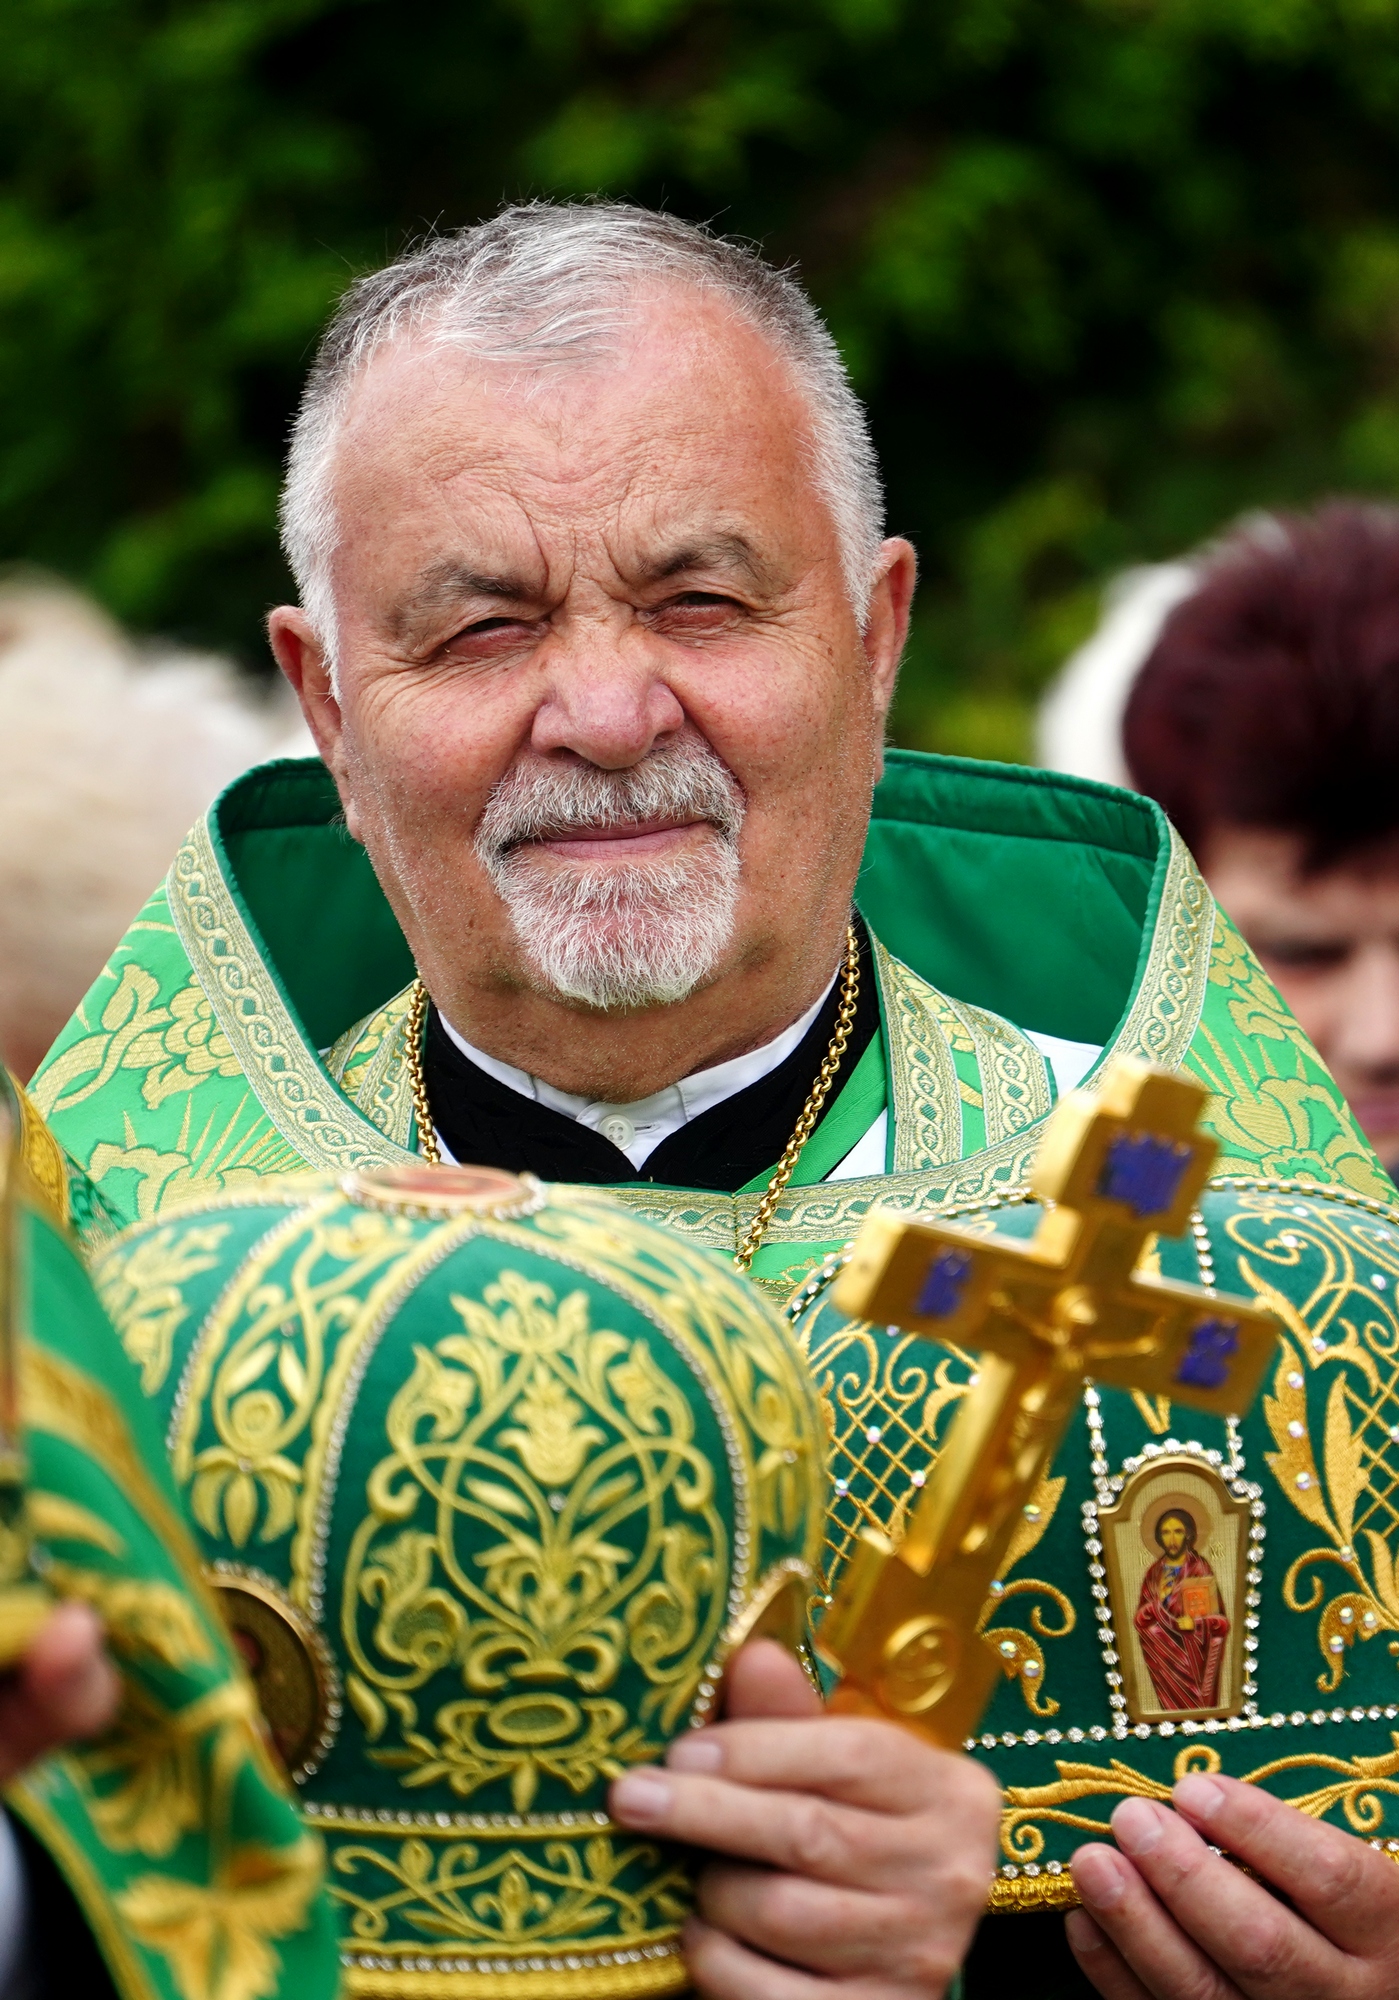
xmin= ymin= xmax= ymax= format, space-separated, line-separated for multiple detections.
xmin=389 ymin=535 xmax=774 ymax=644
xmin=388 ymin=558 xmax=539 ymax=647
xmin=634 ymin=533 xmax=775 ymax=591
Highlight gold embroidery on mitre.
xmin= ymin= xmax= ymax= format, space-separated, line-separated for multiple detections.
xmin=330 ymin=1824 xmax=690 ymax=1993
xmin=93 ymin=1219 xmax=234 ymax=1395
xmin=343 ymin=1268 xmax=729 ymax=1811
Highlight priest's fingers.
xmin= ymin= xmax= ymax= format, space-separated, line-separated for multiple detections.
xmin=1171 ymin=1772 xmax=1399 ymax=1958
xmin=613 ymin=1762 xmax=881 ymax=1884
xmin=613 ymin=1750 xmax=996 ymax=1905
xmin=0 ymin=1604 xmax=118 ymax=1785
xmin=682 ymin=1912 xmax=956 ymax=2000
xmin=721 ymin=1639 xmax=824 ymax=1721
xmin=697 ymin=1859 xmax=960 ymax=1987
xmin=1107 ymin=1793 xmax=1357 ymax=1996
xmin=1073 ymin=1817 xmax=1311 ymax=2000
xmin=683 ymin=1915 xmax=812 ymax=2000
xmin=667 ymin=1707 xmax=999 ymax=1820
xmin=1064 ymin=1909 xmax=1157 ymax=2000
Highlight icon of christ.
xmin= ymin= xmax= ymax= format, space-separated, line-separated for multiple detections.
xmin=1133 ymin=1506 xmax=1229 ymax=1712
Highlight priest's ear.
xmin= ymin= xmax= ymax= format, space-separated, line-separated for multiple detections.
xmin=862 ymin=536 xmax=917 ymax=756
xmin=267 ymin=606 xmax=361 ymax=831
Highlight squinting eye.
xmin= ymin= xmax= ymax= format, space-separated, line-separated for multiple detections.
xmin=441 ymin=617 xmax=535 ymax=652
xmin=658 ymin=593 xmax=742 ymax=615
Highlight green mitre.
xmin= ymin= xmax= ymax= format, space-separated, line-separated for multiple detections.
xmin=9 ymin=1076 xmax=338 ymax=2000
xmin=89 ymin=1163 xmax=829 ymax=1999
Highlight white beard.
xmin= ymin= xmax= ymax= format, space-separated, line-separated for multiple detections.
xmin=473 ymin=741 xmax=746 ymax=1011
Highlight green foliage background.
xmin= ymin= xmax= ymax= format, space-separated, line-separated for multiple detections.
xmin=8 ymin=0 xmax=1399 ymax=755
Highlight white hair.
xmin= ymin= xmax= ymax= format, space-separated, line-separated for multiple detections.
xmin=0 ymin=577 xmax=309 ymax=1080
xmin=1035 ymin=510 xmax=1308 ymax=788
xmin=1035 ymin=563 xmax=1200 ymax=787
xmin=473 ymin=735 xmax=745 ymax=1010
xmin=279 ymin=202 xmax=885 ymax=654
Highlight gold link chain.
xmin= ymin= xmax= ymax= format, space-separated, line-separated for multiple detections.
xmin=405 ymin=977 xmax=439 ymax=1164
xmin=732 ymin=923 xmax=861 ymax=1271
xmin=404 ymin=921 xmax=862 ymax=1274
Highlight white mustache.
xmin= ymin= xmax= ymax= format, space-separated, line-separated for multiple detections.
xmin=472 ymin=739 xmax=746 ymax=1011
xmin=473 ymin=739 xmax=745 ymax=862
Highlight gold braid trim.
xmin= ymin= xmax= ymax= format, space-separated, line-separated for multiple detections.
xmin=980 ymin=1840 xmax=1399 ymax=1914
xmin=343 ymin=1946 xmax=687 ymax=1997
xmin=16 ymin=1079 xmax=69 ymax=1230
xmin=985 ymin=1872 xmax=1081 ymax=1914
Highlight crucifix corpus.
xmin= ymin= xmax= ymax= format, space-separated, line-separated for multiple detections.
xmin=815 ymin=1057 xmax=1279 ymax=1748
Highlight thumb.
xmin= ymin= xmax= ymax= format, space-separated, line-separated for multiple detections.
xmin=721 ymin=1638 xmax=822 ymax=1720
xmin=0 ymin=1603 xmax=118 ymax=1787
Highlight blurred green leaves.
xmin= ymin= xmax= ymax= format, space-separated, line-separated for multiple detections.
xmin=7 ymin=0 xmax=1399 ymax=759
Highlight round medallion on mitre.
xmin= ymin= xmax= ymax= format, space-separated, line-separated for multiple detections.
xmin=208 ymin=1562 xmax=339 ymax=1780
xmin=343 ymin=1161 xmax=544 ymax=1221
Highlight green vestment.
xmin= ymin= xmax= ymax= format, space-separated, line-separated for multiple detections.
xmin=8 ymin=1084 xmax=339 ymax=2000
xmin=30 ymin=750 xmax=1399 ymax=1920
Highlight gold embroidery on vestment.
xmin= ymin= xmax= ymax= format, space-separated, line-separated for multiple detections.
xmin=999 ymin=1733 xmax=1399 ymax=1866
xmin=169 ymin=819 xmax=412 ymax=1176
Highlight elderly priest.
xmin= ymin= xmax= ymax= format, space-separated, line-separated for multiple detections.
xmin=31 ymin=204 xmax=1399 ymax=2000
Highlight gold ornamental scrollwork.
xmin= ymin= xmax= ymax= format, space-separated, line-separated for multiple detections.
xmin=332 ymin=1827 xmax=690 ymax=1956
xmin=1000 ymin=1735 xmax=1399 ymax=1865
xmin=171 ymin=1200 xmax=423 ymax=1557
xmin=342 ymin=1268 xmax=731 ymax=1813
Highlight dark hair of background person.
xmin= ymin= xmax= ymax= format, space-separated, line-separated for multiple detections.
xmin=1123 ymin=503 xmax=1399 ymax=872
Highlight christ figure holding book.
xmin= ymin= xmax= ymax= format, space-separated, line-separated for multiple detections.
xmin=1134 ymin=1506 xmax=1229 ymax=1711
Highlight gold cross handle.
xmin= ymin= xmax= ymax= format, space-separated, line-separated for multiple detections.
xmin=814 ymin=1058 xmax=1279 ymax=1748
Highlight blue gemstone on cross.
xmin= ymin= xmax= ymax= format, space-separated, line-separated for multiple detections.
xmin=916 ymin=1249 xmax=973 ymax=1319
xmin=1173 ymin=1317 xmax=1240 ymax=1391
xmin=1098 ymin=1131 xmax=1194 ymax=1217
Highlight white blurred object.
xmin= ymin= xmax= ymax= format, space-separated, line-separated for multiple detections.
xmin=0 ymin=577 xmax=313 ymax=1080
xmin=1035 ymin=562 xmax=1199 ymax=787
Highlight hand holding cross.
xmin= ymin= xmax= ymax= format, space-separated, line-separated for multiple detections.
xmin=815 ymin=1058 xmax=1278 ymax=1748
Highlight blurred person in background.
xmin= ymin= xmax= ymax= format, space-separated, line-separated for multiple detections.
xmin=0 ymin=575 xmax=310 ymax=1080
xmin=1039 ymin=502 xmax=1399 ymax=1179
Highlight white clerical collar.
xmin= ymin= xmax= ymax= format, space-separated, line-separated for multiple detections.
xmin=436 ymin=971 xmax=838 ymax=1171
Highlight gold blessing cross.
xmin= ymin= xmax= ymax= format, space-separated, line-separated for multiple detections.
xmin=815 ymin=1058 xmax=1279 ymax=1748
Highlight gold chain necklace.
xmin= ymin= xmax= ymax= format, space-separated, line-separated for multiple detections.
xmin=732 ymin=924 xmax=861 ymax=1271
xmin=404 ymin=921 xmax=862 ymax=1274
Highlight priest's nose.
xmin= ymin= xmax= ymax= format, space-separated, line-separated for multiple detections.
xmin=529 ymin=650 xmax=686 ymax=769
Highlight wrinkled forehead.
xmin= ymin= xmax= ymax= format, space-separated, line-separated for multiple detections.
xmin=327 ymin=289 xmax=827 ymax=570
